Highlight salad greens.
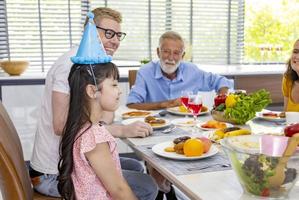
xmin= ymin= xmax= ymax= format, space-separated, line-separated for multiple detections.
xmin=230 ymin=153 xmax=274 ymax=196
xmin=224 ymin=89 xmax=271 ymax=124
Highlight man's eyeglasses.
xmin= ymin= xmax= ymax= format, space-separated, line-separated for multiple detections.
xmin=160 ymin=48 xmax=184 ymax=57
xmin=96 ymin=26 xmax=126 ymax=41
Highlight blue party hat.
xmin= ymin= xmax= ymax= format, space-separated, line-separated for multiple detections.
xmin=71 ymin=12 xmax=112 ymax=64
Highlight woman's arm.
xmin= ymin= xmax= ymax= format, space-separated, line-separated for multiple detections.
xmin=85 ymin=143 xmax=137 ymax=200
xmin=284 ymin=96 xmax=289 ymax=111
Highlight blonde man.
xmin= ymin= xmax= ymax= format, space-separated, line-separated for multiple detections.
xmin=30 ymin=7 xmax=157 ymax=199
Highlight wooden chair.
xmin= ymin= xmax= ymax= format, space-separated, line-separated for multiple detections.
xmin=0 ymin=101 xmax=58 ymax=200
xmin=128 ymin=69 xmax=138 ymax=89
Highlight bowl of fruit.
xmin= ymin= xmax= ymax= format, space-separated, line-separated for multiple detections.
xmin=211 ymin=89 xmax=271 ymax=124
xmin=221 ymin=134 xmax=299 ymax=198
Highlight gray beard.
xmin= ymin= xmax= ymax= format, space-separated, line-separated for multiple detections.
xmin=160 ymin=61 xmax=180 ymax=74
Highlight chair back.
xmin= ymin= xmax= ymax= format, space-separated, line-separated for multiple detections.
xmin=0 ymin=101 xmax=33 ymax=200
xmin=128 ymin=70 xmax=137 ymax=89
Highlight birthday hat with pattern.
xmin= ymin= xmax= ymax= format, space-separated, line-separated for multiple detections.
xmin=71 ymin=12 xmax=112 ymax=64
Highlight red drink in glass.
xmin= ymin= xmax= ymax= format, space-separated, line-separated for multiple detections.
xmin=180 ymin=97 xmax=189 ymax=108
xmin=188 ymin=103 xmax=202 ymax=116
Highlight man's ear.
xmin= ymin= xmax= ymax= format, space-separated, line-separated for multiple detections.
xmin=182 ymin=51 xmax=186 ymax=59
xmin=86 ymin=84 xmax=97 ymax=99
xmin=157 ymin=47 xmax=161 ymax=58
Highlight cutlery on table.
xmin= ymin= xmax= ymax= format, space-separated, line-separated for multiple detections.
xmin=187 ymin=163 xmax=230 ymax=171
xmin=161 ymin=126 xmax=176 ymax=134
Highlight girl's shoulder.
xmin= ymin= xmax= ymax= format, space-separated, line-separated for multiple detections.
xmin=76 ymin=124 xmax=115 ymax=153
xmin=79 ymin=124 xmax=114 ymax=143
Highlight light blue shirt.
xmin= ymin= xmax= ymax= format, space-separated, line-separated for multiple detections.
xmin=127 ymin=60 xmax=233 ymax=104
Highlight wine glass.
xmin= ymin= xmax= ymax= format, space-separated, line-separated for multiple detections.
xmin=180 ymin=91 xmax=192 ymax=115
xmin=188 ymin=93 xmax=203 ymax=133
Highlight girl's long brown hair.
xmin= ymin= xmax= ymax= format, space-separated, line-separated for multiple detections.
xmin=284 ymin=39 xmax=299 ymax=82
xmin=57 ymin=63 xmax=119 ymax=199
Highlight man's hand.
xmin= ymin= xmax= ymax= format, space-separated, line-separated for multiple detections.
xmin=127 ymin=98 xmax=181 ymax=110
xmin=122 ymin=121 xmax=153 ymax=138
xmin=165 ymin=98 xmax=181 ymax=108
xmin=217 ymin=87 xmax=229 ymax=95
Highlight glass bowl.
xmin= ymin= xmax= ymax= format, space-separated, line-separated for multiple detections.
xmin=221 ymin=135 xmax=299 ymax=199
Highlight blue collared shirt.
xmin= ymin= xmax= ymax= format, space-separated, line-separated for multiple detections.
xmin=127 ymin=60 xmax=233 ymax=104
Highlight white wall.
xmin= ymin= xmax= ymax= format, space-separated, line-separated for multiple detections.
xmin=2 ymin=82 xmax=131 ymax=160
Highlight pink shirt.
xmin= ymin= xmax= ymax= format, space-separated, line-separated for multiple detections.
xmin=71 ymin=124 xmax=122 ymax=200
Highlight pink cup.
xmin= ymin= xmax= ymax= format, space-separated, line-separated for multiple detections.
xmin=261 ymin=135 xmax=289 ymax=157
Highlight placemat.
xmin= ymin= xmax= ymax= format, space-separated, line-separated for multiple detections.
xmin=137 ymin=145 xmax=231 ymax=175
xmin=152 ymin=126 xmax=190 ymax=136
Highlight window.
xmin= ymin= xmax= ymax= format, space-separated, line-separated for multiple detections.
xmin=244 ymin=0 xmax=299 ymax=64
xmin=4 ymin=0 xmax=87 ymax=72
xmin=90 ymin=0 xmax=244 ymax=64
xmin=0 ymin=0 xmax=9 ymax=60
xmin=1 ymin=0 xmax=245 ymax=73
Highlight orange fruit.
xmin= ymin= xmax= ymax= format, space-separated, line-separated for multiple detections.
xmin=183 ymin=139 xmax=204 ymax=157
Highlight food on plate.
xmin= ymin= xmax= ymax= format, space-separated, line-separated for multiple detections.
xmin=212 ymin=89 xmax=271 ymax=124
xmin=122 ymin=111 xmax=151 ymax=118
xmin=178 ymin=105 xmax=189 ymax=113
xmin=173 ymin=136 xmax=191 ymax=154
xmin=262 ymin=112 xmax=285 ymax=118
xmin=279 ymin=112 xmax=286 ymax=118
xmin=183 ymin=139 xmax=204 ymax=157
xmin=284 ymin=123 xmax=299 ymax=137
xmin=144 ymin=116 xmax=166 ymax=126
xmin=178 ymin=105 xmax=208 ymax=113
xmin=164 ymin=146 xmax=175 ymax=152
xmin=211 ymin=127 xmax=251 ymax=142
xmin=173 ymin=136 xmax=191 ymax=144
xmin=174 ymin=142 xmax=185 ymax=154
xmin=196 ymin=137 xmax=212 ymax=153
xmin=164 ymin=136 xmax=212 ymax=157
xmin=201 ymin=120 xmax=227 ymax=129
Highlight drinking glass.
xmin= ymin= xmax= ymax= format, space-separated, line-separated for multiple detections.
xmin=180 ymin=91 xmax=192 ymax=118
xmin=188 ymin=93 xmax=203 ymax=133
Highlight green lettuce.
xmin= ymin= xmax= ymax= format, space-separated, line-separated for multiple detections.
xmin=224 ymin=89 xmax=271 ymax=124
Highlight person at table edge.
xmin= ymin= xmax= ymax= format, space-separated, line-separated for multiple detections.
xmin=127 ymin=31 xmax=234 ymax=110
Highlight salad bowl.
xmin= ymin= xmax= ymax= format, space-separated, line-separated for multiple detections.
xmin=221 ymin=135 xmax=299 ymax=198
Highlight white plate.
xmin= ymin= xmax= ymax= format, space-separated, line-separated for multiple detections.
xmin=197 ymin=121 xmax=233 ymax=131
xmin=152 ymin=141 xmax=219 ymax=160
xmin=121 ymin=110 xmax=152 ymax=119
xmin=171 ymin=118 xmax=196 ymax=127
xmin=256 ymin=111 xmax=286 ymax=122
xmin=121 ymin=117 xmax=171 ymax=129
xmin=166 ymin=106 xmax=209 ymax=116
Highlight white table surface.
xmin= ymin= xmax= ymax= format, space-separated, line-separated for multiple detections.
xmin=116 ymin=106 xmax=299 ymax=200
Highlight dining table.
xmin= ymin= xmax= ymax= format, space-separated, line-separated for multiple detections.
xmin=115 ymin=106 xmax=299 ymax=200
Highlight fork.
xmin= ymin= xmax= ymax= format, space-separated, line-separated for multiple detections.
xmin=187 ymin=163 xmax=230 ymax=171
xmin=161 ymin=126 xmax=176 ymax=134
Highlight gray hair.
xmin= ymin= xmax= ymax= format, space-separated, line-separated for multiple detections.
xmin=158 ymin=31 xmax=185 ymax=49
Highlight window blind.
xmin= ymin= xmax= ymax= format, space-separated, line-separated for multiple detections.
xmin=90 ymin=0 xmax=244 ymax=64
xmin=5 ymin=0 xmax=88 ymax=72
xmin=0 ymin=0 xmax=9 ymax=60
xmin=3 ymin=0 xmax=244 ymax=73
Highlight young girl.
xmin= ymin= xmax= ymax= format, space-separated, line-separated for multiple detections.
xmin=283 ymin=39 xmax=299 ymax=112
xmin=58 ymin=63 xmax=137 ymax=200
